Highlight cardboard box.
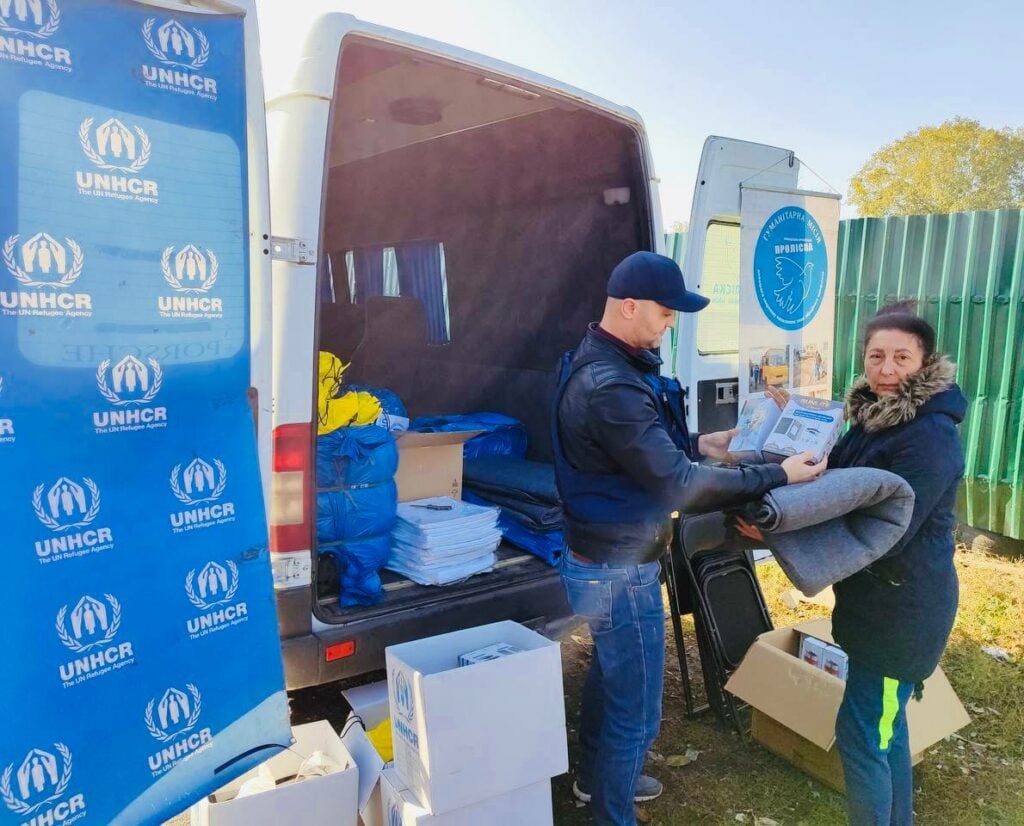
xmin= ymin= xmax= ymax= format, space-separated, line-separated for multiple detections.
xmin=729 ymin=396 xmax=782 ymax=462
xmin=379 ymin=767 xmax=553 ymax=826
xmin=393 ymin=431 xmax=482 ymax=503
xmin=726 ymin=619 xmax=971 ymax=793
xmin=340 ymin=716 xmax=386 ymax=826
xmin=190 ymin=720 xmax=359 ymax=826
xmin=386 ymin=621 xmax=568 ymax=814
xmin=762 ymin=396 xmax=844 ymax=463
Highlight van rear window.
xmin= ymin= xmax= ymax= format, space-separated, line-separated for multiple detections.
xmin=325 ymin=242 xmax=451 ymax=344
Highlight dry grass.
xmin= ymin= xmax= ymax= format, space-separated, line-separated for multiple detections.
xmin=553 ymin=548 xmax=1024 ymax=825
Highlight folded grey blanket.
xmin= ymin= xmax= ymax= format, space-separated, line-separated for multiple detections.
xmin=740 ymin=467 xmax=915 ymax=597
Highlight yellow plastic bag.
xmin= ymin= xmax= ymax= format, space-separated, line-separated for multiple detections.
xmin=317 ymin=351 xmax=349 ymax=434
xmin=317 ymin=351 xmax=383 ymax=434
xmin=367 ymin=717 xmax=393 ymax=762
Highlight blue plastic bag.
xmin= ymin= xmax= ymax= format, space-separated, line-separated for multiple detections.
xmin=317 ymin=482 xmax=398 ymax=542
xmin=317 ymin=425 xmax=398 ymax=488
xmin=320 ymin=535 xmax=391 ymax=606
xmin=346 ymin=384 xmax=406 ymax=418
xmin=410 ymin=413 xmax=528 ymax=459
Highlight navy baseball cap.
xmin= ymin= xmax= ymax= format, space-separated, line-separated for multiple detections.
xmin=607 ymin=251 xmax=710 ymax=313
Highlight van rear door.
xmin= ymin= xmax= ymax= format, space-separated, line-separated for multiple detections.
xmin=0 ymin=1 xmax=288 ymax=821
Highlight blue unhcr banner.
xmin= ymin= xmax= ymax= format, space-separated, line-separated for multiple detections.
xmin=0 ymin=2 xmax=290 ymax=824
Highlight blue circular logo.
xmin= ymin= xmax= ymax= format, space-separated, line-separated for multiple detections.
xmin=753 ymin=206 xmax=828 ymax=331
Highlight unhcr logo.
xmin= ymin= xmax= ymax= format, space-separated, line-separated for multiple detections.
xmin=32 ymin=476 xmax=114 ymax=565
xmin=0 ymin=0 xmax=72 ymax=72
xmin=145 ymin=685 xmax=213 ymax=777
xmin=143 ymin=18 xmax=208 ymax=69
xmin=0 ymin=0 xmax=60 ymax=36
xmin=93 ymin=355 xmax=168 ymax=435
xmin=185 ymin=560 xmax=249 ymax=639
xmin=1 ymin=232 xmax=92 ymax=319
xmin=76 ymin=116 xmax=158 ymax=204
xmin=392 ymin=670 xmax=419 ymax=748
xmin=158 ymin=244 xmax=223 ymax=319
xmin=55 ymin=594 xmax=135 ymax=687
xmin=141 ymin=17 xmax=218 ymax=100
xmin=1 ymin=743 xmax=87 ymax=822
xmin=169 ymin=458 xmax=236 ymax=533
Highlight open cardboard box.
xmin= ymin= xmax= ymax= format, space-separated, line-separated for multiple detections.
xmin=190 ymin=720 xmax=359 ymax=826
xmin=726 ymin=619 xmax=971 ymax=792
xmin=393 ymin=431 xmax=482 ymax=503
xmin=386 ymin=620 xmax=567 ymax=814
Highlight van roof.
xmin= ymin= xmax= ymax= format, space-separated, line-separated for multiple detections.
xmin=269 ymin=12 xmax=647 ymax=132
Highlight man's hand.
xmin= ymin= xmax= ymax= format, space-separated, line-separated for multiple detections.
xmin=781 ymin=451 xmax=828 ymax=484
xmin=698 ymin=428 xmax=739 ymax=462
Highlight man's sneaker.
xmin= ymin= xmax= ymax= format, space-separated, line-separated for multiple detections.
xmin=572 ymin=774 xmax=664 ymax=804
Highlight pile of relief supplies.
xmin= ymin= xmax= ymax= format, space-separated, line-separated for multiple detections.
xmin=412 ymin=413 xmax=564 ymax=567
xmin=316 ymin=351 xmax=405 ymax=606
xmin=316 ymin=357 xmax=566 ymax=604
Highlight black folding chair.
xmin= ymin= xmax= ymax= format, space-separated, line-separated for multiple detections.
xmin=666 ymin=512 xmax=773 ymax=736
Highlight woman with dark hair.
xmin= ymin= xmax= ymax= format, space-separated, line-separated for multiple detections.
xmin=740 ymin=301 xmax=967 ymax=825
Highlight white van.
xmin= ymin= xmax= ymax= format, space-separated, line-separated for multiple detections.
xmin=251 ymin=9 xmax=805 ymax=689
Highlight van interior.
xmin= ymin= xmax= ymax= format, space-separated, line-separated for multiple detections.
xmin=313 ymin=36 xmax=654 ymax=618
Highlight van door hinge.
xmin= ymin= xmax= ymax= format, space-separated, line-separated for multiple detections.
xmin=271 ymin=236 xmax=316 ymax=264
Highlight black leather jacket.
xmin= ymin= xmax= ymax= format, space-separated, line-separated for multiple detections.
xmin=556 ymin=325 xmax=788 ymax=564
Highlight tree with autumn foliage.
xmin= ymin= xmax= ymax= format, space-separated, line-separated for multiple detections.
xmin=849 ymin=118 xmax=1024 ymax=217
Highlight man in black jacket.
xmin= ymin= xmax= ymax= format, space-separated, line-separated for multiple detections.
xmin=554 ymin=251 xmax=823 ymax=826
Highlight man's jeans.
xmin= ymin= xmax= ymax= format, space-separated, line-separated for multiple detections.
xmin=836 ymin=660 xmax=915 ymax=826
xmin=561 ymin=554 xmax=665 ymax=826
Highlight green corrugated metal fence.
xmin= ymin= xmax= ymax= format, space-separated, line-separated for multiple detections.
xmin=835 ymin=209 xmax=1024 ymax=539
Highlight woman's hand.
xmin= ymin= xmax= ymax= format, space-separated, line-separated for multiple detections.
xmin=765 ymin=385 xmax=791 ymax=411
xmin=734 ymin=517 xmax=765 ymax=542
xmin=781 ymin=451 xmax=828 ymax=484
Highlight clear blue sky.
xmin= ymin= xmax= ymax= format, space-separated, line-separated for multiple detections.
xmin=256 ymin=0 xmax=1023 ymax=224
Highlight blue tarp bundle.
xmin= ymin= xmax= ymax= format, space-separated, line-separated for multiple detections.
xmin=317 ymin=481 xmax=398 ymax=541
xmin=316 ymin=424 xmax=397 ymax=605
xmin=462 ymin=457 xmax=564 ymax=567
xmin=317 ymin=425 xmax=398 ymax=488
xmin=319 ymin=536 xmax=391 ymax=607
xmin=410 ymin=412 xmax=528 ymax=460
xmin=463 ymin=491 xmax=563 ymax=566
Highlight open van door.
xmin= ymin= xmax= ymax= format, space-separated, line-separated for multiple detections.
xmin=0 ymin=1 xmax=289 ymax=821
xmin=674 ymin=136 xmax=840 ymax=433
xmin=674 ymin=137 xmax=800 ymax=431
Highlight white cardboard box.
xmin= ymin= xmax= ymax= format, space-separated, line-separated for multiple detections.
xmin=190 ymin=720 xmax=359 ymax=826
xmin=379 ymin=767 xmax=552 ymax=826
xmin=762 ymin=396 xmax=845 ymax=463
xmin=729 ymin=396 xmax=783 ymax=462
xmin=386 ymin=621 xmax=568 ymax=814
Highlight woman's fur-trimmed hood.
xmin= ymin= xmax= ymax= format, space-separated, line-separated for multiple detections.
xmin=846 ymin=355 xmax=962 ymax=433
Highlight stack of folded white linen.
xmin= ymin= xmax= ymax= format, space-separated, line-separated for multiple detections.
xmin=387 ymin=496 xmax=502 ymax=585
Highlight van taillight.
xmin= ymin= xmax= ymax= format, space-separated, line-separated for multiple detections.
xmin=270 ymin=422 xmax=312 ymax=553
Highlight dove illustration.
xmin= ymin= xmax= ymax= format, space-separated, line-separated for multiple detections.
xmin=773 ymin=257 xmax=815 ymax=315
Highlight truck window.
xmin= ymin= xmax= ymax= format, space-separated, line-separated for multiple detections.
xmin=336 ymin=242 xmax=451 ymax=344
xmin=697 ymin=221 xmax=740 ymax=355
